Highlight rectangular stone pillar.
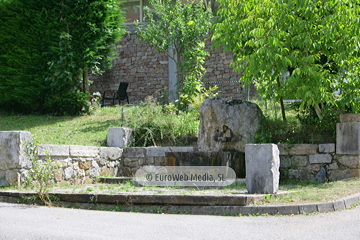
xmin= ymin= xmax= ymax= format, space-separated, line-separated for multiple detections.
xmin=245 ymin=144 xmax=280 ymax=194
xmin=107 ymin=127 xmax=132 ymax=148
xmin=0 ymin=131 xmax=32 ymax=186
xmin=336 ymin=121 xmax=360 ymax=155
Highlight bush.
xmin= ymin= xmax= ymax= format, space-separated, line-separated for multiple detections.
xmin=123 ymin=97 xmax=199 ymax=147
xmin=255 ymin=101 xmax=343 ymax=144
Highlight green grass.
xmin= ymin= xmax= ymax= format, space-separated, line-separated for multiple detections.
xmin=5 ymin=178 xmax=360 ymax=206
xmin=0 ymin=103 xmax=200 ymax=147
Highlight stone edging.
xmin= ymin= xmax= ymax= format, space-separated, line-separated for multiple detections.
xmin=0 ymin=191 xmax=359 ymax=216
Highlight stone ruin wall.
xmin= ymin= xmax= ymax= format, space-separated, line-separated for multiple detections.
xmin=1 ymin=135 xmax=359 ymax=186
xmin=89 ymin=33 xmax=257 ymax=104
xmin=278 ymin=144 xmax=360 ymax=182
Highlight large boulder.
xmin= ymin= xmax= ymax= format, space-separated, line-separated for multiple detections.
xmin=197 ymin=98 xmax=263 ymax=152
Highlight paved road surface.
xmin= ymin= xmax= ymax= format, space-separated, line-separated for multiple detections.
xmin=0 ymin=202 xmax=359 ymax=240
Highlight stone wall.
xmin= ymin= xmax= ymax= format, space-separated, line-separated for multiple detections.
xmin=278 ymin=144 xmax=360 ymax=182
xmin=90 ymin=34 xmax=169 ymax=104
xmin=37 ymin=145 xmax=194 ymax=185
xmin=89 ymin=33 xmax=257 ymax=104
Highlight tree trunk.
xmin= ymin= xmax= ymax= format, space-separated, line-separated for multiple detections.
xmin=82 ymin=70 xmax=89 ymax=93
xmin=314 ymin=103 xmax=323 ymax=120
xmin=276 ymin=77 xmax=287 ymax=121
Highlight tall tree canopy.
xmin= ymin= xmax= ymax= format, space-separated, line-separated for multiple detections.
xmin=137 ymin=0 xmax=213 ymax=109
xmin=0 ymin=0 xmax=126 ymax=115
xmin=212 ymin=0 xmax=360 ymax=120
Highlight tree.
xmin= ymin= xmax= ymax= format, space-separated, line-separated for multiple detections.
xmin=212 ymin=0 xmax=360 ymax=120
xmin=0 ymin=0 xmax=126 ymax=115
xmin=136 ymin=0 xmax=213 ymax=109
xmin=0 ymin=0 xmax=61 ymax=113
xmin=45 ymin=0 xmax=127 ymax=114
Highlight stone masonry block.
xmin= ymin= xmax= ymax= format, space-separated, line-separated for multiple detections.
xmin=277 ymin=144 xmax=318 ymax=156
xmin=280 ymin=156 xmax=291 ymax=168
xmin=145 ymin=147 xmax=194 ymax=157
xmin=291 ymin=156 xmax=309 ymax=167
xmin=5 ymin=170 xmax=20 ymax=186
xmin=0 ymin=131 xmax=32 ymax=171
xmin=38 ymin=144 xmax=69 ymax=157
xmin=107 ymin=127 xmax=132 ymax=148
xmin=319 ymin=143 xmax=335 ymax=153
xmin=99 ymin=147 xmax=123 ymax=160
xmin=69 ymin=145 xmax=99 ymax=158
xmin=123 ymin=148 xmax=146 ymax=158
xmin=337 ymin=155 xmax=360 ymax=169
xmin=336 ymin=122 xmax=360 ymax=154
xmin=245 ymin=144 xmax=280 ymax=194
xmin=328 ymin=169 xmax=352 ymax=181
xmin=309 ymin=154 xmax=332 ymax=164
xmin=339 ymin=113 xmax=360 ymax=122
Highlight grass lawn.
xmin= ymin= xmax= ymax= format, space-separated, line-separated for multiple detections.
xmin=0 ymin=107 xmax=123 ymax=146
xmin=0 ymin=104 xmax=200 ymax=147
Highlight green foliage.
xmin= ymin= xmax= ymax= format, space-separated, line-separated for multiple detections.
xmin=137 ymin=0 xmax=213 ymax=110
xmin=124 ymin=97 xmax=199 ymax=147
xmin=23 ymin=138 xmax=59 ymax=206
xmin=213 ymin=0 xmax=360 ymax=118
xmin=0 ymin=0 xmax=61 ymax=113
xmin=0 ymin=0 xmax=126 ymax=115
xmin=254 ymin=100 xmax=342 ymax=144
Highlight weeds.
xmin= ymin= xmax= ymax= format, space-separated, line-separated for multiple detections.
xmin=23 ymin=139 xmax=59 ymax=206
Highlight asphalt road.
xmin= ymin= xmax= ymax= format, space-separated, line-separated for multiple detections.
xmin=0 ymin=202 xmax=359 ymax=240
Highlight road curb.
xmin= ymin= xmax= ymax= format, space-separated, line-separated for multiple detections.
xmin=0 ymin=191 xmax=359 ymax=216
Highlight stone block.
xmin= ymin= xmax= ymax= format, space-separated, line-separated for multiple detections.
xmin=79 ymin=161 xmax=91 ymax=170
xmin=245 ymin=144 xmax=280 ymax=194
xmin=99 ymin=147 xmax=123 ymax=160
xmin=339 ymin=113 xmax=360 ymax=122
xmin=197 ymin=98 xmax=263 ymax=152
xmin=89 ymin=161 xmax=100 ymax=177
xmin=333 ymin=200 xmax=346 ymax=211
xmin=350 ymin=169 xmax=360 ymax=178
xmin=319 ymin=143 xmax=335 ymax=153
xmin=309 ymin=154 xmax=332 ymax=164
xmin=38 ymin=144 xmax=69 ymax=158
xmin=280 ymin=156 xmax=291 ymax=168
xmin=343 ymin=195 xmax=360 ymax=209
xmin=288 ymin=169 xmax=300 ymax=179
xmin=82 ymin=177 xmax=93 ymax=184
xmin=54 ymin=169 xmax=63 ymax=182
xmin=257 ymin=206 xmax=279 ymax=215
xmin=328 ymin=169 xmax=352 ymax=181
xmin=238 ymin=206 xmax=258 ymax=216
xmin=327 ymin=162 xmax=339 ymax=170
xmin=0 ymin=131 xmax=32 ymax=170
xmin=277 ymin=205 xmax=300 ymax=215
xmin=299 ymin=204 xmax=318 ymax=214
xmin=145 ymin=147 xmax=194 ymax=157
xmin=278 ymin=144 xmax=318 ymax=155
xmin=337 ymin=155 xmax=360 ymax=169
xmin=5 ymin=170 xmax=20 ymax=186
xmin=317 ymin=202 xmax=334 ymax=213
xmin=123 ymin=147 xmax=146 ymax=158
xmin=0 ymin=170 xmax=5 ymax=185
xmin=69 ymin=145 xmax=99 ymax=158
xmin=315 ymin=167 xmax=327 ymax=182
xmin=292 ymin=156 xmax=309 ymax=167
xmin=64 ymin=167 xmax=74 ymax=180
xmin=336 ymin=122 xmax=360 ymax=154
xmin=107 ymin=127 xmax=132 ymax=148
